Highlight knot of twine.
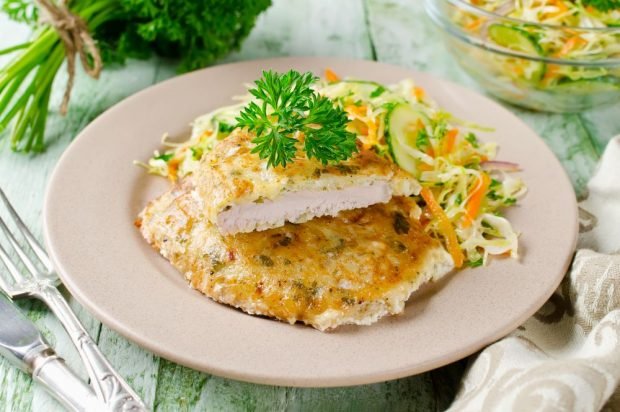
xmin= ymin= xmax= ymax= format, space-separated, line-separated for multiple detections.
xmin=37 ymin=0 xmax=102 ymax=115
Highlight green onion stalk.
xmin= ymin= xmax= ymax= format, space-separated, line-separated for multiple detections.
xmin=0 ymin=0 xmax=121 ymax=152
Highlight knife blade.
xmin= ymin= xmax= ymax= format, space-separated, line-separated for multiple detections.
xmin=0 ymin=294 xmax=100 ymax=412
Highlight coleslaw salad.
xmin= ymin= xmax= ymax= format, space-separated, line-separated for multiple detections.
xmin=456 ymin=0 xmax=620 ymax=88
xmin=138 ymin=69 xmax=526 ymax=268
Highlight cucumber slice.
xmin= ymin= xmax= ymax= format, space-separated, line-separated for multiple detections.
xmin=550 ymin=76 xmax=620 ymax=94
xmin=488 ymin=25 xmax=543 ymax=55
xmin=488 ymin=24 xmax=546 ymax=82
xmin=340 ymin=80 xmax=388 ymax=99
xmin=386 ymin=104 xmax=431 ymax=175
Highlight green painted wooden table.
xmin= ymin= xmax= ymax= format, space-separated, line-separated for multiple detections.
xmin=1 ymin=1 xmax=618 ymax=410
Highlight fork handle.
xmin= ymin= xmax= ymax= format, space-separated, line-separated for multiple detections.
xmin=35 ymin=285 xmax=148 ymax=411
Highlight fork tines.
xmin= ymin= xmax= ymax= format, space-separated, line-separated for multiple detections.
xmin=0 ymin=188 xmax=55 ymax=296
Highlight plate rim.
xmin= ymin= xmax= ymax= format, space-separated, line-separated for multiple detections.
xmin=42 ymin=56 xmax=578 ymax=387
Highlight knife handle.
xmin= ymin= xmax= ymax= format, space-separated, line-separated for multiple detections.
xmin=29 ymin=348 xmax=100 ymax=412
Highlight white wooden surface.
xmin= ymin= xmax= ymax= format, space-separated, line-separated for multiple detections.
xmin=0 ymin=1 xmax=618 ymax=410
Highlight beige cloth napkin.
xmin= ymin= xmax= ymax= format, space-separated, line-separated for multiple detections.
xmin=448 ymin=137 xmax=620 ymax=412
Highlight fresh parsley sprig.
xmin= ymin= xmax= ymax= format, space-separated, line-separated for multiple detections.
xmin=236 ymin=70 xmax=357 ymax=168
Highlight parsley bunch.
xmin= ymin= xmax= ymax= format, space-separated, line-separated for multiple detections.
xmin=236 ymin=70 xmax=358 ymax=168
xmin=0 ymin=0 xmax=271 ymax=153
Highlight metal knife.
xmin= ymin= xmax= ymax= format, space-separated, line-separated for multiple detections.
xmin=0 ymin=294 xmax=101 ymax=411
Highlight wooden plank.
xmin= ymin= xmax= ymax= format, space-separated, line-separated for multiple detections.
xmin=0 ymin=15 xmax=166 ymax=410
xmin=580 ymin=102 xmax=620 ymax=154
xmin=363 ymin=0 xmax=473 ymax=85
xmin=152 ymin=360 xmax=209 ymax=411
xmin=0 ymin=29 xmax=36 ymax=412
xmin=286 ymin=376 xmax=437 ymax=412
xmin=95 ymin=328 xmax=160 ymax=406
xmin=0 ymin=16 xmax=81 ymax=412
xmin=364 ymin=0 xmax=599 ymax=197
xmin=227 ymin=0 xmax=373 ymax=61
xmin=0 ymin=360 xmax=35 ymax=411
xmin=153 ymin=368 xmax=439 ymax=412
xmin=513 ymin=110 xmax=599 ymax=197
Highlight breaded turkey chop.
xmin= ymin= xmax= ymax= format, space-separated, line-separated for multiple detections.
xmin=195 ymin=129 xmax=420 ymax=234
xmin=137 ymin=180 xmax=454 ymax=331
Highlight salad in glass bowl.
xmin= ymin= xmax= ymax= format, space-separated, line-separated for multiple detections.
xmin=427 ymin=0 xmax=620 ymax=112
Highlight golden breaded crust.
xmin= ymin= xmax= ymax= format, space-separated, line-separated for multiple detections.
xmin=137 ymin=180 xmax=453 ymax=331
xmin=195 ymin=129 xmax=420 ymax=223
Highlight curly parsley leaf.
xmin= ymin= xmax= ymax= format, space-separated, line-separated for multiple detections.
xmin=236 ymin=70 xmax=358 ymax=168
xmin=104 ymin=0 xmax=273 ymax=72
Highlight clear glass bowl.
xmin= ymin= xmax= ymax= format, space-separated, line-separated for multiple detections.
xmin=426 ymin=0 xmax=620 ymax=113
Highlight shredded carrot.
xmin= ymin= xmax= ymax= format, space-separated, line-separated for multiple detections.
xmin=417 ymin=163 xmax=433 ymax=172
xmin=325 ymin=68 xmax=340 ymax=82
xmin=345 ymin=104 xmax=367 ymax=117
xmin=350 ymin=119 xmax=368 ymax=135
xmin=513 ymin=64 xmax=525 ymax=76
xmin=463 ymin=173 xmax=491 ymax=228
xmin=543 ymin=0 xmax=568 ymax=18
xmin=465 ymin=18 xmax=484 ymax=31
xmin=421 ymin=187 xmax=464 ymax=268
xmin=443 ymin=129 xmax=458 ymax=155
xmin=367 ymin=118 xmax=378 ymax=143
xmin=412 ymin=86 xmax=425 ymax=100
xmin=542 ymin=64 xmax=560 ymax=85
xmin=557 ymin=35 xmax=585 ymax=57
xmin=556 ymin=0 xmax=568 ymax=12
xmin=167 ymin=158 xmax=180 ymax=182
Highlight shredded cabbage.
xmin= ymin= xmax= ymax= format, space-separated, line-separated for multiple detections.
xmin=138 ymin=71 xmax=526 ymax=267
xmin=467 ymin=0 xmax=620 ymax=29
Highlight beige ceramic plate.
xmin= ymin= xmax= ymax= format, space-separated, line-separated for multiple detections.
xmin=43 ymin=57 xmax=577 ymax=387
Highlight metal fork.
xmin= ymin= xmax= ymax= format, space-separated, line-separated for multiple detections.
xmin=0 ymin=188 xmax=148 ymax=412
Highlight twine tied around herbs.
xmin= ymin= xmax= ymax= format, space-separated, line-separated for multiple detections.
xmin=36 ymin=0 xmax=102 ymax=115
